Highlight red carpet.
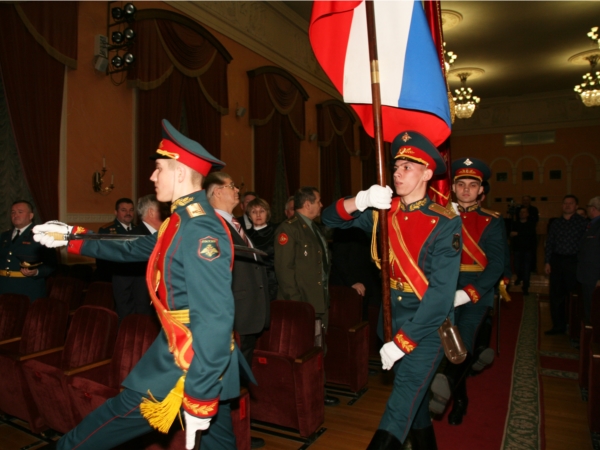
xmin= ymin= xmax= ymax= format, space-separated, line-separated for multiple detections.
xmin=539 ymin=355 xmax=578 ymax=373
xmin=433 ymin=294 xmax=524 ymax=450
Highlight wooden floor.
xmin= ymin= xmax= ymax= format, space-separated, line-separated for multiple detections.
xmin=0 ymin=274 xmax=594 ymax=450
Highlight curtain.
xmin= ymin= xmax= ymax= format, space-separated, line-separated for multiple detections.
xmin=128 ymin=14 xmax=231 ymax=196
xmin=317 ymin=101 xmax=355 ymax=206
xmin=360 ymin=127 xmax=391 ymax=191
xmin=0 ymin=2 xmax=78 ymax=222
xmin=249 ymin=67 xmax=307 ymax=215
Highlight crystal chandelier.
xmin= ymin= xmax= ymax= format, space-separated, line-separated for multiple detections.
xmin=448 ymin=69 xmax=484 ymax=119
xmin=570 ymin=27 xmax=600 ymax=107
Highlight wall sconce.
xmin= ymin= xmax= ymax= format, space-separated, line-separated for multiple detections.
xmin=236 ymin=106 xmax=246 ymax=117
xmin=106 ymin=1 xmax=137 ymax=82
xmin=93 ymin=156 xmax=115 ymax=195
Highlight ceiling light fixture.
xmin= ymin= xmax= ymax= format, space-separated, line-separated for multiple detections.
xmin=443 ymin=42 xmax=457 ymax=73
xmin=569 ymin=27 xmax=600 ymax=107
xmin=448 ymin=68 xmax=484 ymax=119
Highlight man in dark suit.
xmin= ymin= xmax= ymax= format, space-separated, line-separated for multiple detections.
xmin=578 ymin=196 xmax=600 ymax=323
xmin=0 ymin=200 xmax=56 ymax=302
xmin=274 ymin=187 xmax=339 ymax=406
xmin=204 ymin=172 xmax=270 ymax=449
xmin=237 ymin=191 xmax=257 ymax=230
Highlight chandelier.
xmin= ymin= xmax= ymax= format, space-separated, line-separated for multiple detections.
xmin=448 ymin=68 xmax=484 ymax=119
xmin=569 ymin=27 xmax=600 ymax=107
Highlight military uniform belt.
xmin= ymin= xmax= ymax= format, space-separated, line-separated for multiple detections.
xmin=389 ymin=279 xmax=414 ymax=293
xmin=165 ymin=309 xmax=190 ymax=324
xmin=0 ymin=270 xmax=26 ymax=278
xmin=460 ymin=264 xmax=484 ymax=272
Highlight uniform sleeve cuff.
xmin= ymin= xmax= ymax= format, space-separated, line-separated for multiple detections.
xmin=393 ymin=330 xmax=417 ymax=354
xmin=335 ymin=198 xmax=354 ymax=221
xmin=182 ymin=394 xmax=219 ymax=418
xmin=67 ymin=225 xmax=88 ymax=254
xmin=464 ymin=284 xmax=481 ymax=304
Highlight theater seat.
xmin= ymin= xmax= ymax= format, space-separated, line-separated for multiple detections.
xmin=568 ymin=292 xmax=582 ymax=341
xmin=585 ymin=287 xmax=600 ymax=432
xmin=0 ymin=293 xmax=30 ymax=345
xmin=579 ymin=287 xmax=600 ymax=391
xmin=326 ymin=285 xmax=369 ymax=393
xmin=81 ymin=281 xmax=115 ymax=310
xmin=49 ymin=275 xmax=87 ymax=311
xmin=22 ymin=305 xmax=119 ymax=433
xmin=0 ymin=297 xmax=69 ymax=433
xmin=249 ymin=300 xmax=324 ymax=438
xmin=66 ymin=314 xmax=159 ymax=420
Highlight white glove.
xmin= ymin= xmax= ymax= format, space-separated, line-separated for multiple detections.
xmin=184 ymin=411 xmax=211 ymax=450
xmin=354 ymin=185 xmax=393 ymax=212
xmin=454 ymin=289 xmax=471 ymax=307
xmin=380 ymin=341 xmax=405 ymax=370
xmin=32 ymin=221 xmax=73 ymax=248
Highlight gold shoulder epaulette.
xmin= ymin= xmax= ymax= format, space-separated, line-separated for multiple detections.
xmin=429 ymin=203 xmax=457 ymax=219
xmin=186 ymin=203 xmax=206 ymax=218
xmin=480 ymin=207 xmax=501 ymax=219
xmin=286 ymin=216 xmax=298 ymax=224
xmin=99 ymin=221 xmax=115 ymax=229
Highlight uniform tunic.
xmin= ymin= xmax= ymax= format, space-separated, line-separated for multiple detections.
xmin=322 ymin=196 xmax=461 ymax=442
xmin=455 ymin=205 xmax=505 ymax=352
xmin=58 ymin=190 xmax=244 ymax=450
xmin=0 ymin=225 xmax=56 ymax=302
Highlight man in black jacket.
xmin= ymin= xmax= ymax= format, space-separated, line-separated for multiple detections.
xmin=578 ymin=196 xmax=600 ymax=323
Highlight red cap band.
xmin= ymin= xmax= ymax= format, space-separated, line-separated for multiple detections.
xmin=157 ymin=139 xmax=213 ymax=176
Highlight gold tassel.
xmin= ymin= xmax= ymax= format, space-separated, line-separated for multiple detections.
xmin=140 ymin=375 xmax=186 ymax=433
xmin=498 ymin=281 xmax=511 ymax=302
xmin=371 ymin=211 xmax=381 ymax=269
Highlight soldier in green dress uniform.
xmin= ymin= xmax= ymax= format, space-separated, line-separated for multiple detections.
xmin=322 ymin=131 xmax=462 ymax=449
xmin=34 ymin=119 xmax=249 ymax=450
xmin=429 ymin=157 xmax=505 ymax=426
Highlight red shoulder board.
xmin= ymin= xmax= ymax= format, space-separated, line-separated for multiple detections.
xmin=278 ymin=233 xmax=289 ymax=245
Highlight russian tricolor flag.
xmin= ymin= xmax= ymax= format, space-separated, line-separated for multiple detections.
xmin=309 ymin=0 xmax=451 ymax=146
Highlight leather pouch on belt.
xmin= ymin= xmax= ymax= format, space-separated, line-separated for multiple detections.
xmin=437 ymin=318 xmax=467 ymax=364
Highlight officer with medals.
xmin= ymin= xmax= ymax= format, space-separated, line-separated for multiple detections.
xmin=322 ymin=131 xmax=462 ymax=449
xmin=33 ymin=119 xmax=249 ymax=450
xmin=429 ymin=157 xmax=505 ymax=426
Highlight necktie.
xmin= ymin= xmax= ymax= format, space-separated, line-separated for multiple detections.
xmin=231 ymin=217 xmax=250 ymax=247
xmin=12 ymin=229 xmax=20 ymax=243
xmin=312 ymin=222 xmax=328 ymax=267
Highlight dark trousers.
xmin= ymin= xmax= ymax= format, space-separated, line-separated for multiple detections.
xmin=112 ymin=275 xmax=153 ymax=321
xmin=581 ymin=282 xmax=597 ymax=324
xmin=514 ymin=250 xmax=532 ymax=292
xmin=57 ymin=388 xmax=235 ymax=450
xmin=549 ymin=254 xmax=578 ymax=331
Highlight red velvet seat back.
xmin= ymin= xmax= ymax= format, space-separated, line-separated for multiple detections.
xmin=82 ymin=281 xmax=115 ymax=310
xmin=61 ymin=306 xmax=119 ymax=370
xmin=49 ymin=276 xmax=86 ymax=311
xmin=19 ymin=297 xmax=69 ymax=355
xmin=109 ymin=314 xmax=159 ymax=387
xmin=0 ymin=293 xmax=30 ymax=341
xmin=329 ymin=285 xmax=363 ymax=327
xmin=255 ymin=300 xmax=315 ymax=357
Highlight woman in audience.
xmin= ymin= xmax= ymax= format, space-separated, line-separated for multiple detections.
xmin=246 ymin=198 xmax=278 ymax=300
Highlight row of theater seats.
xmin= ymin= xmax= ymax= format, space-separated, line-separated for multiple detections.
xmin=0 ymin=283 xmax=373 ymax=445
xmin=577 ymin=287 xmax=600 ymax=435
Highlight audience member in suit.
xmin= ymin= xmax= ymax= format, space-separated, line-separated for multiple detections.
xmin=577 ymin=196 xmax=600 ymax=323
xmin=0 ymin=200 xmax=56 ymax=302
xmin=205 ymin=173 xmax=270 ymax=449
xmin=274 ymin=187 xmax=339 ymax=407
xmin=246 ymin=197 xmax=278 ymax=300
xmin=510 ymin=207 xmax=537 ymax=295
xmin=284 ymin=195 xmax=295 ymax=220
xmin=94 ymin=198 xmax=135 ymax=282
xmin=237 ymin=191 xmax=257 ymax=230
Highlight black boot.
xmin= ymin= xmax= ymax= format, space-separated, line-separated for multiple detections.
xmin=366 ymin=429 xmax=403 ymax=450
xmin=410 ymin=425 xmax=438 ymax=450
xmin=447 ymin=380 xmax=468 ymax=425
xmin=429 ymin=356 xmax=472 ymax=414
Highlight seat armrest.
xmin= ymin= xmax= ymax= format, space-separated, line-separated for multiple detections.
xmin=18 ymin=346 xmax=64 ymax=361
xmin=592 ymin=342 xmax=600 ymax=357
xmin=295 ymin=346 xmax=322 ymax=364
xmin=64 ymin=358 xmax=112 ymax=376
xmin=0 ymin=336 xmax=21 ymax=345
xmin=349 ymin=321 xmax=369 ymax=333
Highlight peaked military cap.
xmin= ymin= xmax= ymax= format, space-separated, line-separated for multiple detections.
xmin=151 ymin=119 xmax=225 ymax=176
xmin=452 ymin=157 xmax=491 ymax=183
xmin=391 ymin=131 xmax=446 ymax=175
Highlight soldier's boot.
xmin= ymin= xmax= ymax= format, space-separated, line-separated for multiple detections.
xmin=366 ymin=429 xmax=403 ymax=450
xmin=409 ymin=425 xmax=438 ymax=450
xmin=447 ymin=379 xmax=468 ymax=426
xmin=429 ymin=355 xmax=472 ymax=414
xmin=471 ymin=313 xmax=494 ymax=374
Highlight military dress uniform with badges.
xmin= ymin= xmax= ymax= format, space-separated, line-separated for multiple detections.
xmin=47 ymin=120 xmax=249 ymax=450
xmin=322 ymin=131 xmax=462 ymax=445
xmin=429 ymin=157 xmax=505 ymax=426
xmin=0 ymin=224 xmax=56 ymax=302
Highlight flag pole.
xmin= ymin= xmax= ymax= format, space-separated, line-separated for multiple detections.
xmin=365 ymin=1 xmax=392 ymax=343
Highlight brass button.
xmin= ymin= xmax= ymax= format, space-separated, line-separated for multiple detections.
xmin=404 ymin=216 xmax=408 ymax=220
xmin=318 ymin=281 xmax=322 ymax=285
xmin=8 ymin=252 xmax=11 ymax=255
xmin=397 ymin=296 xmax=402 ymax=301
